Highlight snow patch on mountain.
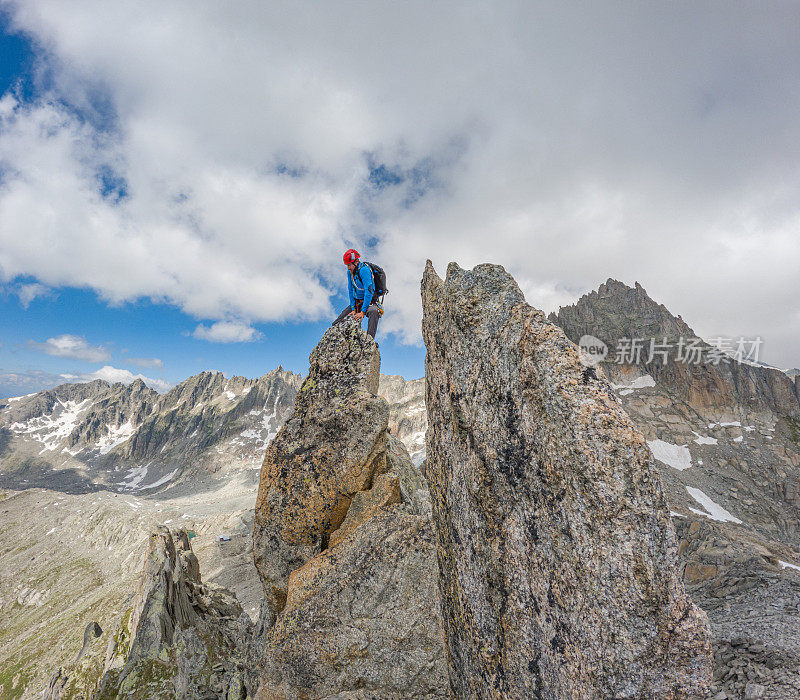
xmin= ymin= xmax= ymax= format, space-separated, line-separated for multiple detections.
xmin=237 ymin=395 xmax=281 ymax=451
xmin=7 ymin=393 xmax=36 ymax=402
xmin=611 ymin=375 xmax=656 ymax=396
xmin=140 ymin=469 xmax=179 ymax=490
xmin=96 ymin=420 xmax=137 ymax=454
xmin=10 ymin=398 xmax=93 ymax=451
xmin=686 ymin=486 xmax=742 ymax=524
xmin=691 ymin=431 xmax=718 ymax=445
xmin=119 ymin=464 xmax=150 ymax=489
xmin=647 ymin=439 xmax=692 ymax=471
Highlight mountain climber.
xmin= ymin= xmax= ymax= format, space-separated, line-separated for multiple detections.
xmin=333 ymin=249 xmax=382 ymax=339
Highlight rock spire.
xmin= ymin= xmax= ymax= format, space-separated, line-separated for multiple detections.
xmin=422 ymin=261 xmax=712 ymax=699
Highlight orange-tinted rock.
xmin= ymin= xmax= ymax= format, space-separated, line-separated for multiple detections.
xmin=252 ymin=318 xmax=388 ymax=613
xmin=257 ymin=510 xmax=448 ymax=699
xmin=251 ymin=318 xmax=448 ymax=698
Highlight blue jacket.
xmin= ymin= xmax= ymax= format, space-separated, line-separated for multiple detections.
xmin=348 ymin=262 xmax=375 ymax=311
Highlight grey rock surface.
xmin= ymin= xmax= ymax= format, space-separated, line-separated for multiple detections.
xmin=252 ymin=317 xmax=447 ymax=698
xmin=548 ymin=277 xmax=696 ymax=350
xmin=422 ymin=261 xmax=712 ymax=699
xmin=252 ymin=318 xmax=388 ymax=614
xmin=379 ymin=374 xmax=427 ymax=465
xmin=257 ymin=508 xmax=447 ymax=700
xmin=550 ymin=279 xmax=800 ymax=418
xmin=41 ymin=526 xmax=252 ymax=699
xmin=0 ymin=363 xmax=432 ymax=697
xmin=0 ymin=368 xmax=302 ymax=495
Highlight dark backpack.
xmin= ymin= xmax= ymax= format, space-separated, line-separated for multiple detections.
xmin=363 ymin=261 xmax=388 ymax=297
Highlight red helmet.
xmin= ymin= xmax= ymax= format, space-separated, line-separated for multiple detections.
xmin=343 ymin=249 xmax=360 ymax=265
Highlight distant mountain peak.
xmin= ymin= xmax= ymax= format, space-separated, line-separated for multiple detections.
xmin=550 ymin=278 xmax=696 ymax=347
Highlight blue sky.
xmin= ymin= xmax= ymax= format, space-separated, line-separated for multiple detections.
xmin=0 ymin=272 xmax=426 ymax=398
xmin=0 ymin=13 xmax=31 ymax=96
xmin=0 ymin=11 xmax=426 ymax=398
xmin=1 ymin=2 xmax=799 ymax=399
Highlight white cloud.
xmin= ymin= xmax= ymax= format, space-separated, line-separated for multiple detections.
xmin=28 ymin=334 xmax=110 ymax=362
xmin=13 ymin=282 xmax=54 ymax=307
xmin=192 ymin=321 xmax=262 ymax=343
xmin=125 ymin=357 xmax=164 ymax=369
xmin=60 ymin=365 xmax=171 ymax=392
xmin=0 ymin=3 xmax=798 ymax=363
xmin=0 ymin=369 xmax=66 ymax=398
xmin=0 ymin=365 xmax=171 ymax=397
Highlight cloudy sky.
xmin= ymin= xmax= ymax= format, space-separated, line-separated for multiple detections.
xmin=1 ymin=1 xmax=799 ymax=397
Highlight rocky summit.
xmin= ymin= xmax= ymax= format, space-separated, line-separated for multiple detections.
xmin=421 ymin=262 xmax=713 ymax=699
xmin=252 ymin=317 xmax=386 ymax=613
xmin=252 ymin=316 xmax=447 ymax=698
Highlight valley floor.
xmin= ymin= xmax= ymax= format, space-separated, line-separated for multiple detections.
xmin=0 ymin=472 xmax=263 ymax=699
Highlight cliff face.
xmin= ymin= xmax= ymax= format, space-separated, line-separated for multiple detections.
xmin=252 ymin=319 xmax=387 ymax=614
xmin=551 ymin=279 xmax=800 ymax=697
xmin=0 ymin=365 xmax=434 ymax=698
xmin=548 ymin=278 xmax=696 ymax=348
xmin=550 ymin=279 xmax=800 ymax=418
xmin=422 ymin=262 xmax=712 ymax=699
xmin=378 ymin=374 xmax=426 ymax=465
xmin=252 ymin=317 xmax=447 ymax=698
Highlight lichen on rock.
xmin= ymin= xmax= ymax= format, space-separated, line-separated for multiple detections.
xmin=421 ymin=261 xmax=713 ymax=699
xmin=252 ymin=317 xmax=389 ymax=615
xmin=252 ymin=317 xmax=448 ymax=698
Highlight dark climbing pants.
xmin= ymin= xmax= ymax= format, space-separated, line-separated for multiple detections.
xmin=334 ymin=303 xmax=380 ymax=339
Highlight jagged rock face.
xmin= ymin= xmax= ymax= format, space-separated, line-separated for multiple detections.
xmin=43 ymin=526 xmax=251 ymax=699
xmin=548 ymin=278 xmax=696 ymax=348
xmin=602 ymin=362 xmax=800 ymax=544
xmin=123 ymin=370 xmax=299 ymax=461
xmin=252 ymin=317 xmax=448 ymax=698
xmin=674 ymin=517 xmax=800 ymax=699
xmin=257 ymin=437 xmax=447 ymax=700
xmin=0 ymin=368 xmax=302 ymax=494
xmin=422 ymin=261 xmax=712 ymax=699
xmin=551 ymin=279 xmax=800 ymax=417
xmin=551 ymin=279 xmax=800 ymax=697
xmin=552 ymin=280 xmax=800 ymax=543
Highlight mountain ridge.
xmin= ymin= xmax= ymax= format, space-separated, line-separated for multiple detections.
xmin=1 ymin=273 xmax=798 ymax=699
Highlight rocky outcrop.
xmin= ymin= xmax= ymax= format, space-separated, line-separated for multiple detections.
xmin=42 ymin=526 xmax=251 ymax=699
xmin=551 ymin=280 xmax=800 ymax=544
xmin=673 ymin=517 xmax=800 ymax=698
xmin=422 ymin=261 xmax=713 ymax=698
xmin=550 ymin=279 xmax=800 ymax=418
xmin=253 ymin=320 xmax=387 ymax=614
xmin=548 ymin=278 xmax=696 ymax=348
xmin=252 ymin=317 xmax=447 ymax=698
xmin=257 ymin=437 xmax=445 ymax=699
